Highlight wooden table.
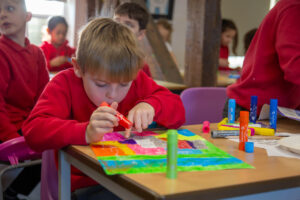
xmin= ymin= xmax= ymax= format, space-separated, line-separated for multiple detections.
xmin=217 ymin=72 xmax=237 ymax=87
xmin=59 ymin=119 xmax=300 ymax=199
xmin=155 ymin=80 xmax=187 ymax=94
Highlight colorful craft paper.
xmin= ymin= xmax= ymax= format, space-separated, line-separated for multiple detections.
xmin=91 ymin=129 xmax=253 ymax=175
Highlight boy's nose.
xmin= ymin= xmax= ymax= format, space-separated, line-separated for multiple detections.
xmin=106 ymin=85 xmax=118 ymax=99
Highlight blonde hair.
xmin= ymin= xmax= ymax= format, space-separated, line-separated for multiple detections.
xmin=76 ymin=18 xmax=144 ymax=82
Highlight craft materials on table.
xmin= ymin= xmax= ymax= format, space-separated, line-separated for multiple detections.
xmin=91 ymin=129 xmax=253 ymax=175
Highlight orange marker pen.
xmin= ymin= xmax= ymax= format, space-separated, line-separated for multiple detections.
xmin=100 ymin=102 xmax=133 ymax=129
xmin=239 ymin=111 xmax=249 ymax=151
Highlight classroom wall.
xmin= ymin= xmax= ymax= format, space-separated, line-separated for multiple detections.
xmin=170 ymin=0 xmax=271 ymax=71
xmin=221 ymin=0 xmax=270 ymax=56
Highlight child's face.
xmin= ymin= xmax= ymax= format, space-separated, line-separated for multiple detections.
xmin=0 ymin=0 xmax=30 ymax=38
xmin=49 ymin=23 xmax=67 ymax=47
xmin=113 ymin=14 xmax=145 ymax=40
xmin=73 ymin=59 xmax=133 ymax=106
xmin=81 ymin=72 xmax=133 ymax=106
xmin=157 ymin=24 xmax=169 ymax=42
xmin=221 ymin=28 xmax=236 ymax=46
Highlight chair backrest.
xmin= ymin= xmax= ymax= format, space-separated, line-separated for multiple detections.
xmin=0 ymin=137 xmax=42 ymax=200
xmin=41 ymin=150 xmax=58 ymax=200
xmin=180 ymin=87 xmax=227 ymax=125
xmin=0 ymin=136 xmax=41 ymax=164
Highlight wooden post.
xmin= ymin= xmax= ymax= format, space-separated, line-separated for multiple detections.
xmin=185 ymin=0 xmax=221 ymax=87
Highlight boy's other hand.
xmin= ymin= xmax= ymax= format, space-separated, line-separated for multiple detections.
xmin=125 ymin=103 xmax=155 ymax=138
xmin=85 ymin=102 xmax=119 ymax=143
xmin=219 ymin=58 xmax=229 ymax=67
xmin=50 ymin=56 xmax=69 ymax=67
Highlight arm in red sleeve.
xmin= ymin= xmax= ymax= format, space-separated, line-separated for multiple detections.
xmin=23 ymin=75 xmax=87 ymax=152
xmin=40 ymin=45 xmax=52 ymax=71
xmin=36 ymin=48 xmax=49 ymax=100
xmin=276 ymin=5 xmax=300 ymax=85
xmin=135 ymin=72 xmax=185 ymax=128
xmin=0 ymin=53 xmax=20 ymax=141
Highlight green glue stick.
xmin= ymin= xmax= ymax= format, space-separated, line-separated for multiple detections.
xmin=166 ymin=129 xmax=178 ymax=179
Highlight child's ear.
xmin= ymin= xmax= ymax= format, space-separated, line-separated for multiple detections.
xmin=46 ymin=28 xmax=50 ymax=34
xmin=137 ymin=29 xmax=146 ymax=41
xmin=72 ymin=58 xmax=82 ymax=78
xmin=25 ymin=12 xmax=32 ymax=23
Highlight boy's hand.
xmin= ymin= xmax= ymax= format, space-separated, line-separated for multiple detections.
xmin=125 ymin=103 xmax=155 ymax=138
xmin=219 ymin=58 xmax=229 ymax=67
xmin=85 ymin=102 xmax=119 ymax=143
xmin=50 ymin=56 xmax=68 ymax=67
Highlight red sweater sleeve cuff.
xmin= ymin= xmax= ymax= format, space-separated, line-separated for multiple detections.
xmin=66 ymin=122 xmax=89 ymax=145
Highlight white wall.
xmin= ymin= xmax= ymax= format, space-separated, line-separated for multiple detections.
xmin=170 ymin=0 xmax=271 ymax=71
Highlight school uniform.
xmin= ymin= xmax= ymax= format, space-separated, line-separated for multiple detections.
xmin=23 ymin=68 xmax=185 ymax=191
xmin=0 ymin=35 xmax=49 ymax=142
xmin=0 ymin=35 xmax=49 ymax=198
xmin=227 ymin=0 xmax=300 ymax=114
xmin=218 ymin=45 xmax=232 ymax=71
xmin=40 ymin=40 xmax=76 ymax=72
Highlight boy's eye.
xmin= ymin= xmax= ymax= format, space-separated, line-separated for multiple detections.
xmin=120 ymin=83 xmax=129 ymax=87
xmin=95 ymin=83 xmax=107 ymax=87
xmin=125 ymin=22 xmax=134 ymax=28
xmin=6 ymin=5 xmax=15 ymax=12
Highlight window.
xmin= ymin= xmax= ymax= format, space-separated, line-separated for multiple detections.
xmin=25 ymin=0 xmax=65 ymax=45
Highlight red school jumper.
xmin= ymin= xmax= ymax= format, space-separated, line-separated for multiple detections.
xmin=219 ymin=45 xmax=232 ymax=71
xmin=227 ymin=0 xmax=300 ymax=114
xmin=40 ymin=40 xmax=76 ymax=72
xmin=0 ymin=35 xmax=49 ymax=141
xmin=23 ymin=68 xmax=185 ymax=191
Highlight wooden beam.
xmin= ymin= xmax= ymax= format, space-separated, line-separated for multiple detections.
xmin=130 ymin=0 xmax=183 ymax=83
xmin=185 ymin=0 xmax=221 ymax=87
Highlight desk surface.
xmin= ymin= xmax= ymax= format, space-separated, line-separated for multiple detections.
xmin=62 ymin=119 xmax=300 ymax=199
xmin=154 ymin=80 xmax=187 ymax=91
xmin=217 ymin=72 xmax=237 ymax=87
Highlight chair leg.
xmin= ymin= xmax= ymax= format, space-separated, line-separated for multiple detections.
xmin=0 ymin=160 xmax=41 ymax=200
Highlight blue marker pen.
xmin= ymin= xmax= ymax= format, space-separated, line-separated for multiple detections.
xmin=228 ymin=99 xmax=236 ymax=123
xmin=270 ymin=99 xmax=278 ymax=130
xmin=250 ymin=96 xmax=258 ymax=123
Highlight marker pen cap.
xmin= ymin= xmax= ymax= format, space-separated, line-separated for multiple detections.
xmin=245 ymin=142 xmax=254 ymax=153
xmin=251 ymin=96 xmax=258 ymax=104
xmin=202 ymin=121 xmax=210 ymax=133
xmin=228 ymin=99 xmax=236 ymax=123
xmin=240 ymin=111 xmax=249 ymax=124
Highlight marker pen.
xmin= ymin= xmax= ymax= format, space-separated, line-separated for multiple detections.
xmin=270 ymin=99 xmax=278 ymax=130
xmin=211 ymin=130 xmax=239 ymax=138
xmin=228 ymin=99 xmax=236 ymax=123
xmin=166 ymin=129 xmax=178 ymax=179
xmin=100 ymin=102 xmax=133 ymax=129
xmin=239 ymin=111 xmax=249 ymax=151
xmin=250 ymin=96 xmax=257 ymax=123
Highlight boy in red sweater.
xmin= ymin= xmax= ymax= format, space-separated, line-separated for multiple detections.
xmin=224 ymin=0 xmax=300 ymax=118
xmin=40 ymin=16 xmax=76 ymax=72
xmin=0 ymin=0 xmax=49 ymax=199
xmin=23 ymin=18 xmax=185 ymax=197
xmin=114 ymin=2 xmax=152 ymax=77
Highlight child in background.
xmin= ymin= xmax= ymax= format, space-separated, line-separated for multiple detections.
xmin=219 ymin=19 xmax=238 ymax=71
xmin=23 ymin=18 xmax=185 ymax=198
xmin=40 ymin=16 xmax=75 ymax=72
xmin=156 ymin=18 xmax=179 ymax=67
xmin=113 ymin=2 xmax=152 ymax=77
xmin=224 ymin=0 xmax=300 ymax=118
xmin=0 ymin=0 xmax=49 ymax=199
xmin=243 ymin=28 xmax=257 ymax=54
